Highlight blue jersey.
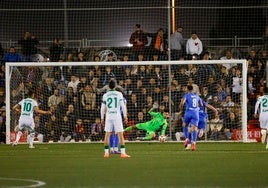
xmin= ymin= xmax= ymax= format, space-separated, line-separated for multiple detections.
xmin=198 ymin=100 xmax=208 ymax=129
xmin=199 ymin=100 xmax=208 ymax=119
xmin=183 ymin=92 xmax=201 ymax=127
xmin=183 ymin=92 xmax=201 ymax=112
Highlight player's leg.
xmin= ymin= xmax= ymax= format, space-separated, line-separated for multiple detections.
xmin=189 ymin=113 xmax=199 ymax=151
xmin=115 ymin=119 xmax=130 ymax=158
xmin=103 ymin=119 xmax=112 ymax=158
xmin=261 ymin=129 xmax=267 ymax=144
xmin=113 ymin=134 xmax=120 ymax=153
xmin=183 ymin=114 xmax=191 ymax=148
xmin=190 ymin=125 xmax=198 ymax=151
xmin=104 ymin=132 xmax=111 ymax=158
xmin=28 ymin=122 xmax=36 ymax=148
xmin=13 ymin=122 xmax=25 ymax=146
xmin=124 ymin=124 xmax=138 ymax=132
xmin=143 ymin=131 xmax=156 ymax=140
xmin=198 ymin=117 xmax=206 ymax=138
xmin=259 ymin=117 xmax=267 ymax=144
xmin=110 ymin=133 xmax=120 ymax=154
xmin=117 ymin=132 xmax=130 ymax=158
xmin=109 ymin=132 xmax=115 ymax=153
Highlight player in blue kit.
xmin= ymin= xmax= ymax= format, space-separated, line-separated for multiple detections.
xmin=198 ymin=99 xmax=218 ymax=138
xmin=179 ymin=85 xmax=202 ymax=151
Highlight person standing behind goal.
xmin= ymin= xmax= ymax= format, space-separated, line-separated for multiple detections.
xmin=254 ymin=87 xmax=268 ymax=150
xmin=101 ymin=80 xmax=130 ymax=158
xmin=12 ymin=90 xmax=51 ymax=148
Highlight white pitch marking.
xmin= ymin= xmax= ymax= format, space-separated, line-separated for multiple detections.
xmin=0 ymin=177 xmax=46 ymax=188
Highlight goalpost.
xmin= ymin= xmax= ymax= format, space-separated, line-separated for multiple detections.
xmin=5 ymin=59 xmax=248 ymax=144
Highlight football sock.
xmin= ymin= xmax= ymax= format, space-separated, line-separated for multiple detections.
xmin=104 ymin=145 xmax=109 ymax=154
xmin=114 ymin=135 xmax=119 ymax=151
xmin=192 ymin=130 xmax=198 ymax=142
xmin=15 ymin=131 xmax=23 ymax=143
xmin=110 ymin=134 xmax=115 ymax=147
xmin=29 ymin=133 xmax=35 ymax=147
xmin=120 ymin=145 xmax=126 ymax=154
xmin=183 ymin=126 xmax=189 ymax=140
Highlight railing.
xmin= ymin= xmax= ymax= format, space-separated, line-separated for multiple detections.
xmin=1 ymin=37 xmax=263 ymax=51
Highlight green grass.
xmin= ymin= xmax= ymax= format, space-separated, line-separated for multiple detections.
xmin=0 ymin=142 xmax=268 ymax=188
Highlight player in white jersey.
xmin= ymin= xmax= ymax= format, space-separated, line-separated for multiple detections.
xmin=12 ymin=90 xmax=51 ymax=148
xmin=101 ymin=80 xmax=130 ymax=158
xmin=254 ymin=87 xmax=268 ymax=149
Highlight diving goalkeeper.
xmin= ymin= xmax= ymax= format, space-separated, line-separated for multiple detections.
xmin=124 ymin=106 xmax=169 ymax=140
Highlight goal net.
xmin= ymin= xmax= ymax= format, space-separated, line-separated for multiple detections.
xmin=5 ymin=60 xmax=248 ymax=144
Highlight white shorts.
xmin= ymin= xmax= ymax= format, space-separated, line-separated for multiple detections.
xmin=104 ymin=118 xmax=123 ymax=133
xmin=259 ymin=114 xmax=268 ymax=129
xmin=18 ymin=117 xmax=35 ymax=132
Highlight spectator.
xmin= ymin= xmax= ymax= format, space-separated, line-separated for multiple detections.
xmin=223 ymin=111 xmax=240 ymax=140
xmin=220 ymin=49 xmax=235 ymax=70
xmin=18 ymin=31 xmax=39 ymax=62
xmin=67 ymin=75 xmax=80 ymax=94
xmin=215 ymin=86 xmax=227 ymax=103
xmin=255 ymin=60 xmax=265 ymax=85
xmin=186 ymin=31 xmax=203 ymax=60
xmin=129 ymin=24 xmax=148 ymax=61
xmin=40 ymin=78 xmax=54 ymax=110
xmin=247 ymin=49 xmax=258 ymax=68
xmin=59 ymin=115 xmax=72 ymax=142
xmin=73 ymin=118 xmax=86 ymax=142
xmin=2 ymin=46 xmax=21 ymax=63
xmin=127 ymin=93 xmax=141 ymax=120
xmin=222 ymin=95 xmax=235 ymax=109
xmin=47 ymin=89 xmax=62 ymax=108
xmin=90 ymin=117 xmax=104 ymax=141
xmin=147 ymin=28 xmax=167 ymax=61
xmin=170 ymin=26 xmax=185 ymax=60
xmin=66 ymin=104 xmax=76 ymax=126
xmin=0 ymin=43 xmax=4 ymax=61
xmin=142 ymin=95 xmax=154 ymax=114
xmin=263 ymin=25 xmax=268 ymax=51
xmin=46 ymin=114 xmax=60 ymax=142
xmin=81 ymin=85 xmax=96 ymax=109
xmin=200 ymin=87 xmax=212 ymax=103
xmin=160 ymin=95 xmax=175 ymax=112
xmin=49 ymin=38 xmax=63 ymax=62
xmin=152 ymin=66 xmax=167 ymax=87
xmin=231 ymin=68 xmax=242 ymax=103
xmin=209 ymin=114 xmax=223 ymax=140
xmin=77 ymin=74 xmax=89 ymax=94
xmin=102 ymin=66 xmax=116 ymax=86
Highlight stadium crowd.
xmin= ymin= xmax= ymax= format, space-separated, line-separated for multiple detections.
xmin=0 ymin=27 xmax=267 ymax=143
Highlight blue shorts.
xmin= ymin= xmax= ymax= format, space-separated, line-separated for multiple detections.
xmin=184 ymin=110 xmax=199 ymax=127
xmin=198 ymin=116 xmax=207 ymax=130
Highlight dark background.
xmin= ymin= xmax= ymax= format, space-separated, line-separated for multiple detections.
xmin=0 ymin=0 xmax=267 ymax=46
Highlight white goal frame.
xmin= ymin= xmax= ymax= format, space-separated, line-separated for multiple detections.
xmin=5 ymin=59 xmax=248 ymax=144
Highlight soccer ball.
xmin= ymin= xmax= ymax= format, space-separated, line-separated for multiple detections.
xmin=159 ymin=135 xmax=166 ymax=142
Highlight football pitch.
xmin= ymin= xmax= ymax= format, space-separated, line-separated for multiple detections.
xmin=0 ymin=142 xmax=267 ymax=188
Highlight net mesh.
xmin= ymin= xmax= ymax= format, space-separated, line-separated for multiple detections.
xmin=7 ymin=60 xmax=247 ymax=143
xmin=1 ymin=1 xmax=267 ymax=144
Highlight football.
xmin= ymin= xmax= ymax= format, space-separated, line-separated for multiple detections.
xmin=159 ymin=135 xmax=166 ymax=142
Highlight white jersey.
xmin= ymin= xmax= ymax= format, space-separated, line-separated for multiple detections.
xmin=101 ymin=90 xmax=127 ymax=120
xmin=18 ymin=98 xmax=38 ymax=119
xmin=255 ymin=95 xmax=268 ymax=129
xmin=17 ymin=97 xmax=38 ymax=131
xmin=101 ymin=90 xmax=127 ymax=132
